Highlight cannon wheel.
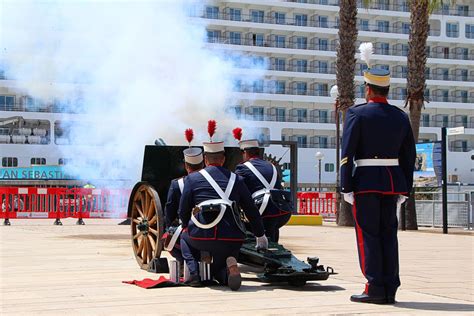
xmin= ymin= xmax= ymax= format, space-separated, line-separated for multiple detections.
xmin=130 ymin=183 xmax=164 ymax=270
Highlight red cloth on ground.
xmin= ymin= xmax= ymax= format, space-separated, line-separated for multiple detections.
xmin=122 ymin=276 xmax=182 ymax=289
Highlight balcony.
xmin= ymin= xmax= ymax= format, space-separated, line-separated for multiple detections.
xmin=419 ymin=119 xmax=474 ymax=129
xmin=198 ymin=10 xmax=441 ymax=36
xmin=241 ymin=112 xmax=336 ymax=124
xmin=0 ymin=102 xmax=83 ymax=114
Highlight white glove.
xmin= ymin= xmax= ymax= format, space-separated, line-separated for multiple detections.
xmin=256 ymin=235 xmax=268 ymax=251
xmin=343 ymin=192 xmax=354 ymax=205
xmin=397 ymin=195 xmax=408 ymax=208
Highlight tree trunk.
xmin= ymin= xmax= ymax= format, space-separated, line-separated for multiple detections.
xmin=404 ymin=0 xmax=430 ymax=230
xmin=335 ymin=0 xmax=358 ymax=227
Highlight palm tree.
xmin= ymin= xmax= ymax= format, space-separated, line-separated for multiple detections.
xmin=335 ymin=0 xmax=358 ymax=226
xmin=404 ymin=0 xmax=454 ymax=230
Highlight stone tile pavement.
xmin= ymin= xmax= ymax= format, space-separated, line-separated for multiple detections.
xmin=1 ymin=219 xmax=473 ymax=315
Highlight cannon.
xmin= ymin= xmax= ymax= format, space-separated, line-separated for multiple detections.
xmin=127 ymin=145 xmax=335 ymax=285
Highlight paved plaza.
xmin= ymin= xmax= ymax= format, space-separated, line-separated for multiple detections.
xmin=1 ymin=219 xmax=473 ymax=315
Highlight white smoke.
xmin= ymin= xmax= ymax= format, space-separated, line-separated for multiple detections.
xmin=1 ymin=0 xmax=266 ymax=184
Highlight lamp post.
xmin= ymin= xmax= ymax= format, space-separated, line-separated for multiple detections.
xmin=330 ymin=85 xmax=340 ymax=215
xmin=315 ymin=151 xmax=324 ymax=192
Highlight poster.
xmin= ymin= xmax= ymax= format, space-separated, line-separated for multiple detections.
xmin=414 ymin=142 xmax=442 ymax=187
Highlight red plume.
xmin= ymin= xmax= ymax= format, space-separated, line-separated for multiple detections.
xmin=232 ymin=127 xmax=242 ymax=142
xmin=184 ymin=128 xmax=194 ymax=146
xmin=207 ymin=120 xmax=217 ymax=141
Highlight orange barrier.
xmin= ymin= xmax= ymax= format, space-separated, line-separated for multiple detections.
xmin=297 ymin=192 xmax=336 ymax=219
xmin=0 ymin=187 xmax=130 ymax=224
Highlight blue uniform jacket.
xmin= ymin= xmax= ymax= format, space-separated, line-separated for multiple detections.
xmin=179 ymin=165 xmax=265 ymax=241
xmin=164 ymin=178 xmax=184 ymax=228
xmin=235 ymin=158 xmax=288 ymax=217
xmin=341 ymin=100 xmax=416 ymax=196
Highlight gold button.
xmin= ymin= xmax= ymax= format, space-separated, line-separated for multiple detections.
xmin=374 ymin=156 xmax=378 ymax=159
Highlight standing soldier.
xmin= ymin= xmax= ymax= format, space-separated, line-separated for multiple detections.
xmin=233 ymin=128 xmax=291 ymax=242
xmin=341 ymin=43 xmax=416 ymax=304
xmin=179 ymin=120 xmax=268 ymax=290
xmin=163 ymin=129 xmax=203 ymax=264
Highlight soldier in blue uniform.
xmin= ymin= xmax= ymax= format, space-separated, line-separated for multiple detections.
xmin=341 ymin=44 xmax=416 ymax=304
xmin=179 ymin=140 xmax=268 ymax=290
xmin=234 ymin=139 xmax=291 ymax=242
xmin=163 ymin=147 xmax=204 ymax=263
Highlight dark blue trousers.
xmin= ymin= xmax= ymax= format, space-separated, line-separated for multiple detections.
xmin=262 ymin=212 xmax=291 ymax=243
xmin=180 ymin=231 xmax=242 ymax=285
xmin=353 ymin=193 xmax=400 ymax=297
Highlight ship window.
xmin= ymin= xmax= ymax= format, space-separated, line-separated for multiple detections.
xmin=325 ymin=163 xmax=335 ymax=172
xmin=2 ymin=157 xmax=18 ymax=167
xmin=58 ymin=158 xmax=72 ymax=165
xmin=0 ymin=95 xmax=15 ymax=111
xmin=31 ymin=158 xmax=46 ymax=165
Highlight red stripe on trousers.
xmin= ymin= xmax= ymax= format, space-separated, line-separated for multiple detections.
xmin=352 ymin=201 xmax=366 ymax=277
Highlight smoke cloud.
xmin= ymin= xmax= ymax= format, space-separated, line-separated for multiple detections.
xmin=1 ymin=0 xmax=266 ymax=184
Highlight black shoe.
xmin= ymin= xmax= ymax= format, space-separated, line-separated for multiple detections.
xmin=226 ymin=257 xmax=241 ymax=291
xmin=185 ymin=274 xmax=203 ymax=287
xmin=350 ymin=293 xmax=387 ymax=304
xmin=386 ymin=296 xmax=396 ymax=304
xmin=76 ymin=218 xmax=85 ymax=225
xmin=4 ymin=219 xmax=11 ymax=226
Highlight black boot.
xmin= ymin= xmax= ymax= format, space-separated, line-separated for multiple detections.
xmin=350 ymin=293 xmax=387 ymax=304
xmin=184 ymin=274 xmax=203 ymax=287
xmin=76 ymin=218 xmax=85 ymax=225
xmin=54 ymin=219 xmax=63 ymax=225
xmin=4 ymin=219 xmax=11 ymax=226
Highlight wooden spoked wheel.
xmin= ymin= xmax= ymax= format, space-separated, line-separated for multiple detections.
xmin=130 ymin=184 xmax=164 ymax=270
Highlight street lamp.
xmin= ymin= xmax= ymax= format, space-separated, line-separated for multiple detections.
xmin=330 ymin=85 xmax=341 ymax=215
xmin=315 ymin=151 xmax=325 ymax=192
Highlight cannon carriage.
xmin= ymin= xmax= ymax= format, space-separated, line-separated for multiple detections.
xmin=127 ymin=145 xmax=335 ymax=285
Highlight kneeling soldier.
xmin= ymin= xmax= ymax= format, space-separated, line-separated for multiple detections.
xmin=163 ymin=130 xmax=203 ymax=264
xmin=233 ymin=130 xmax=291 ymax=242
xmin=179 ymin=126 xmax=268 ymax=290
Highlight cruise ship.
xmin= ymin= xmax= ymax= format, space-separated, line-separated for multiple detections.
xmin=1 ymin=0 xmax=473 ymax=186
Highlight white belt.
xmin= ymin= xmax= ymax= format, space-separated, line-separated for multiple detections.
xmin=191 ymin=199 xmax=231 ymax=230
xmin=355 ymin=159 xmax=399 ymax=167
xmin=164 ymin=225 xmax=183 ymax=252
xmin=251 ymin=189 xmax=271 ymax=215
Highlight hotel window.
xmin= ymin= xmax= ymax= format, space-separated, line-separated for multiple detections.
xmin=402 ymin=23 xmax=410 ymax=34
xmin=441 ymin=68 xmax=449 ymax=80
xmin=360 ymin=19 xmax=369 ymax=31
xmin=253 ymin=56 xmax=265 ymax=68
xmin=205 ymin=6 xmax=219 ymax=19
xmin=296 ymin=135 xmax=307 ymax=147
xmin=296 ymin=59 xmax=307 ymax=72
xmin=316 ymin=83 xmax=328 ymax=96
xmin=296 ymin=109 xmax=307 ymax=122
xmin=318 ymin=61 xmax=328 ymax=74
xmin=380 ymin=42 xmax=389 ymax=55
xmin=317 ymin=136 xmax=328 ymax=148
xmin=296 ymin=36 xmax=307 ymax=49
xmin=232 ymin=106 xmax=242 ymax=119
xmin=31 ymin=158 xmax=46 ymax=165
xmin=274 ymin=58 xmax=286 ymax=71
xmin=275 ymin=81 xmax=286 ymax=94
xmin=401 ymin=44 xmax=409 ymax=56
xmin=206 ymin=30 xmax=220 ymax=43
xmin=460 ymin=69 xmax=468 ymax=81
xmin=318 ymin=39 xmax=328 ymax=51
xmin=458 ymin=48 xmax=469 ymax=60
xmin=275 ymin=35 xmax=286 ymax=48
xmin=276 ymin=108 xmax=286 ymax=121
xmin=229 ymin=32 xmax=241 ymax=45
xmin=460 ymin=91 xmax=468 ymax=103
xmin=274 ymin=12 xmax=286 ymax=24
xmin=253 ymin=80 xmax=264 ymax=93
xmin=252 ymin=107 xmax=264 ymax=121
xmin=229 ymin=8 xmax=241 ymax=21
xmin=295 ymin=14 xmax=308 ymax=26
xmin=295 ymin=82 xmax=307 ymax=95
xmin=251 ymin=10 xmax=264 ymax=23
xmin=421 ymin=114 xmax=430 ymax=127
xmin=319 ymin=110 xmax=329 ymax=123
xmin=442 ymin=90 xmax=449 ymax=102
xmin=377 ymin=20 xmax=389 ymax=33
xmin=325 ymin=163 xmax=335 ymax=172
xmin=446 ymin=23 xmax=459 ymax=38
xmin=2 ymin=157 xmax=18 ymax=167
xmin=466 ymin=25 xmax=474 ymax=39
xmin=457 ymin=5 xmax=469 ymax=17
xmin=0 ymin=95 xmax=15 ymax=111
xmin=318 ymin=16 xmax=328 ymax=28
xmin=233 ymin=79 xmax=242 ymax=91
xmin=253 ymin=33 xmax=264 ymax=46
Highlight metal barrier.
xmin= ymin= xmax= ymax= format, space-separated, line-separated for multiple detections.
xmin=297 ymin=192 xmax=336 ymax=219
xmin=0 ymin=187 xmax=129 ymax=225
xmin=415 ymin=192 xmax=472 ymax=229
